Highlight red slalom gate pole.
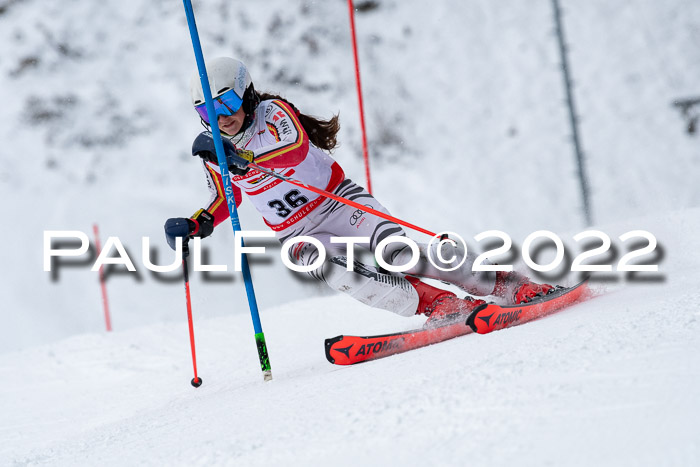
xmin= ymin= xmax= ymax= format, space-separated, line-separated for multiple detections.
xmin=92 ymin=224 xmax=112 ymax=332
xmin=182 ymin=256 xmax=202 ymax=388
xmin=347 ymin=0 xmax=373 ymax=193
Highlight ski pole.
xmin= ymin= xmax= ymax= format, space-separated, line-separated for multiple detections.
xmin=182 ymin=255 xmax=202 ymax=388
xmin=249 ymin=162 xmax=438 ymax=238
xmin=182 ymin=0 xmax=272 ymax=382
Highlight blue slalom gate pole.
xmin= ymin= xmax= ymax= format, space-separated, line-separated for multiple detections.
xmin=182 ymin=0 xmax=272 ymax=381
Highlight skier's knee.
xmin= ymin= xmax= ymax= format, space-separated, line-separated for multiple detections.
xmin=287 ymin=241 xmax=321 ymax=268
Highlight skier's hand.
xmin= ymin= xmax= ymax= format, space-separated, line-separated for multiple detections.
xmin=192 ymin=131 xmax=227 ymax=163
xmin=164 ymin=217 xmax=196 ymax=256
xmin=192 ymin=131 xmax=252 ymax=176
xmin=228 ymin=149 xmax=254 ymax=176
xmin=190 ymin=209 xmax=215 ymax=239
xmin=164 ymin=209 xmax=215 ymax=257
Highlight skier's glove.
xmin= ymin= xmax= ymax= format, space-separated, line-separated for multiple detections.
xmin=228 ymin=149 xmax=254 ymax=176
xmin=190 ymin=209 xmax=215 ymax=238
xmin=164 ymin=217 xmax=195 ymax=255
xmin=164 ymin=209 xmax=215 ymax=256
xmin=192 ymin=131 xmax=253 ymax=176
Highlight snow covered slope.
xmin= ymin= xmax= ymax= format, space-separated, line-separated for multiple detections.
xmin=2 ymin=208 xmax=698 ymax=466
xmin=1 ymin=0 xmax=699 ymax=352
xmin=1 ymin=1 xmax=699 ymax=463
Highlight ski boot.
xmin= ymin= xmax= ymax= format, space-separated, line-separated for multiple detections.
xmin=493 ymin=271 xmax=554 ymax=304
xmin=514 ymin=281 xmax=555 ymax=304
xmin=406 ymin=276 xmax=486 ymax=327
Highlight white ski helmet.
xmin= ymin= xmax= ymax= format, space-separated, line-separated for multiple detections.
xmin=190 ymin=57 xmax=259 ymax=130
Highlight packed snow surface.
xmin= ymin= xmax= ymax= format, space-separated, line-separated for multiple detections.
xmin=2 ymin=209 xmax=700 ymax=465
xmin=1 ymin=0 xmax=699 ymax=464
xmin=1 ymin=0 xmax=699 ymax=352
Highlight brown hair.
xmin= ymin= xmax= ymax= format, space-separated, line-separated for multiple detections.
xmin=259 ymin=92 xmax=340 ymax=151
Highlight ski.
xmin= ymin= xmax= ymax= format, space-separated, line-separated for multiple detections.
xmin=325 ymin=319 xmax=473 ymax=365
xmin=325 ymin=278 xmax=589 ymax=365
xmin=466 ymin=278 xmax=589 ymax=334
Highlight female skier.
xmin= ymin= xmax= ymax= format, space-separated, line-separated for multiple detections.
xmin=165 ymin=57 xmax=553 ymax=326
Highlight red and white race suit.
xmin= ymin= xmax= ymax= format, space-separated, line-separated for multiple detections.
xmin=199 ymin=99 xmax=344 ymax=231
xmin=196 ymin=99 xmax=496 ymax=316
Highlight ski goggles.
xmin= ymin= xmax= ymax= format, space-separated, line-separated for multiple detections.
xmin=194 ymin=88 xmax=243 ymax=124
